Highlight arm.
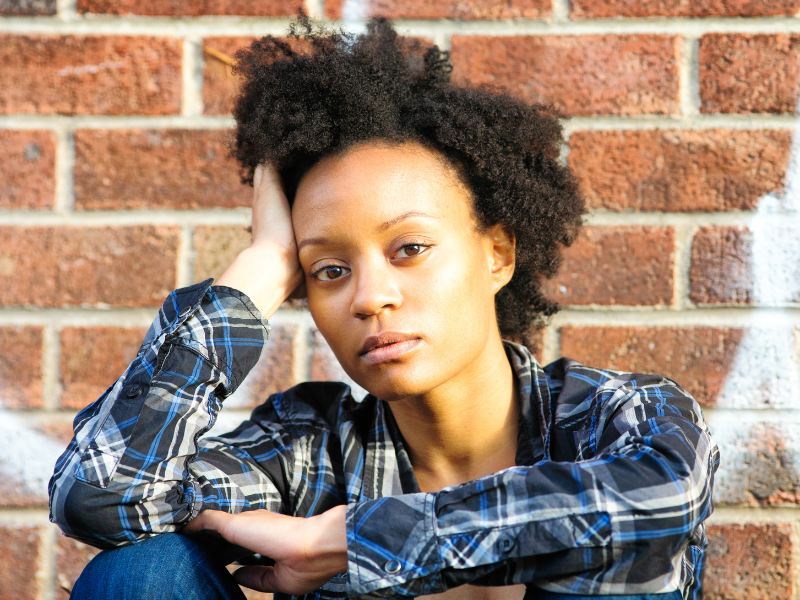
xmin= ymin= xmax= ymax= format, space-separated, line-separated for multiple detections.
xmin=192 ymin=375 xmax=718 ymax=598
xmin=344 ymin=376 xmax=719 ymax=598
xmin=49 ymin=166 xmax=304 ymax=548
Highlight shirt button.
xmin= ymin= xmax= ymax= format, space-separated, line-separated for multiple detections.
xmin=179 ymin=306 xmax=192 ymax=318
xmin=126 ymin=384 xmax=143 ymax=399
xmin=384 ymin=559 xmax=401 ymax=574
xmin=497 ymin=537 xmax=515 ymax=553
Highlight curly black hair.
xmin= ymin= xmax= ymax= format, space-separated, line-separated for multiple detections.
xmin=232 ymin=15 xmax=585 ymax=350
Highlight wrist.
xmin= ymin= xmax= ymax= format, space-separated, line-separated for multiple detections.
xmin=308 ymin=505 xmax=348 ymax=577
xmin=216 ymin=243 xmax=303 ymax=319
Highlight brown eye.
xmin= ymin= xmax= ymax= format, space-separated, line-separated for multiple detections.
xmin=397 ymin=244 xmax=424 ymax=258
xmin=314 ymin=266 xmax=347 ymax=282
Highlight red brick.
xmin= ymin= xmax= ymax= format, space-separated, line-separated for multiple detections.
xmin=0 ymin=130 xmax=57 ymax=210
xmin=569 ymin=130 xmax=792 ymax=212
xmin=451 ymin=35 xmax=680 ymax=116
xmin=325 ymin=0 xmax=549 ymax=19
xmin=0 ymin=526 xmax=42 ymax=599
xmin=193 ymin=226 xmax=251 ymax=283
xmin=60 ymin=327 xmax=147 ymax=410
xmin=203 ymin=37 xmax=257 ymax=116
xmin=78 ymin=0 xmax=300 ymax=15
xmin=0 ymin=326 xmax=43 ymax=409
xmin=226 ymin=325 xmax=296 ymax=408
xmin=74 ymin=129 xmax=250 ymax=210
xmin=56 ymin=534 xmax=101 ymax=595
xmin=544 ymin=226 xmax=675 ymax=306
xmin=0 ymin=35 xmax=181 ymax=115
xmin=705 ymin=523 xmax=796 ymax=600
xmin=690 ymin=226 xmax=800 ymax=306
xmin=560 ymin=326 xmax=745 ymax=406
xmin=700 ymin=34 xmax=800 ymax=114
xmin=0 ymin=0 xmax=56 ymax=14
xmin=0 ymin=226 xmax=179 ymax=307
xmin=572 ymin=0 xmax=800 ymax=18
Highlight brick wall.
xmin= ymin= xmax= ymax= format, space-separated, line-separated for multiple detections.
xmin=1 ymin=1 xmax=799 ymax=598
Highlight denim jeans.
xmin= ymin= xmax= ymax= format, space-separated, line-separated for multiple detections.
xmin=71 ymin=533 xmax=684 ymax=600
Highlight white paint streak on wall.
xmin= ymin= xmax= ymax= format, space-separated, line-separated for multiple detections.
xmin=0 ymin=409 xmax=65 ymax=500
xmin=340 ymin=0 xmax=370 ymax=35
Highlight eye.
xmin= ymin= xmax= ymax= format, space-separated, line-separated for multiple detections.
xmin=396 ymin=244 xmax=430 ymax=259
xmin=310 ymin=265 xmax=348 ymax=282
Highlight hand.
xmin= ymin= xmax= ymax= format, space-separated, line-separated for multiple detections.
xmin=183 ymin=506 xmax=348 ymax=595
xmin=216 ymin=164 xmax=305 ymax=318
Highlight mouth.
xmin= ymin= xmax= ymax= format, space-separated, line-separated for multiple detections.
xmin=359 ymin=332 xmax=423 ymax=365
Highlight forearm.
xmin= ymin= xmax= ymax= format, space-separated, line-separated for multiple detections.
xmin=49 ymin=281 xmax=271 ymax=547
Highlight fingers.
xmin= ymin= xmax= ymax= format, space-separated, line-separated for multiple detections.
xmin=233 ymin=565 xmax=278 ymax=593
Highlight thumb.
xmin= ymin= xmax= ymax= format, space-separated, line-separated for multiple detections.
xmin=233 ymin=565 xmax=278 ymax=593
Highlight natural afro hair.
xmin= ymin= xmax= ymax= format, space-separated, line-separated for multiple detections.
xmin=232 ymin=15 xmax=585 ymax=350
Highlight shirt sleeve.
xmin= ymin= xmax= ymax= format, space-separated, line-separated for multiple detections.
xmin=48 ymin=280 xmax=294 ymax=549
xmin=344 ymin=377 xmax=720 ymax=599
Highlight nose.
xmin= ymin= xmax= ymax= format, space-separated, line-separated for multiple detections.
xmin=350 ymin=263 xmax=402 ymax=319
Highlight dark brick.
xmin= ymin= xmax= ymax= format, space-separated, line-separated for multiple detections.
xmin=0 ymin=0 xmax=56 ymax=15
xmin=56 ymin=534 xmax=101 ymax=596
xmin=0 ymin=130 xmax=57 ymax=209
xmin=324 ymin=0 xmax=549 ymax=19
xmin=0 ymin=526 xmax=42 ymax=599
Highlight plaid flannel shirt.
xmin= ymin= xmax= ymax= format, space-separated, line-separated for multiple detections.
xmin=49 ymin=279 xmax=719 ymax=600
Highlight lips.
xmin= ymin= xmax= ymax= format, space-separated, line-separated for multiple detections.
xmin=359 ymin=332 xmax=423 ymax=364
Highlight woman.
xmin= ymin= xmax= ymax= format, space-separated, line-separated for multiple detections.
xmin=49 ymin=16 xmax=718 ymax=600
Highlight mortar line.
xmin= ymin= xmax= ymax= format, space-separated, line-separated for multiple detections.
xmin=679 ymin=34 xmax=700 ymax=118
xmin=55 ymin=0 xmax=76 ymax=20
xmin=0 ymin=115 xmax=235 ymax=130
xmin=293 ymin=318 xmax=310 ymax=385
xmin=53 ymin=129 xmax=74 ymax=213
xmin=181 ymin=37 xmax=204 ymax=117
xmin=551 ymin=0 xmax=570 ymax=22
xmin=549 ymin=307 xmax=800 ymax=327
xmin=176 ymin=225 xmax=194 ymax=288
xmin=41 ymin=326 xmax=61 ymax=412
xmin=4 ymin=16 xmax=800 ymax=36
xmin=672 ymin=224 xmax=694 ymax=310
xmin=304 ymin=0 xmax=325 ymax=19
xmin=708 ymin=506 xmax=800 ymax=523
xmin=542 ymin=323 xmax=560 ymax=364
xmin=38 ymin=523 xmax=58 ymax=600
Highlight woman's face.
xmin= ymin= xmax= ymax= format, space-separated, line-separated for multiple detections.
xmin=293 ymin=141 xmax=514 ymax=401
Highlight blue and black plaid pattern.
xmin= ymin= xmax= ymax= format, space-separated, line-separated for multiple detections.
xmin=49 ymin=282 xmax=719 ymax=600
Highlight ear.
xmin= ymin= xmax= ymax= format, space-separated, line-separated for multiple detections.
xmin=484 ymin=224 xmax=516 ymax=294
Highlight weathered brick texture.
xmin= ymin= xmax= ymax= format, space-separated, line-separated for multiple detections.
xmin=0 ymin=526 xmax=43 ymax=600
xmin=0 ymin=130 xmax=57 ymax=210
xmin=193 ymin=225 xmax=251 ymax=283
xmin=544 ymin=226 xmax=675 ymax=306
xmin=0 ymin=0 xmax=56 ymax=14
xmin=559 ymin=326 xmax=744 ymax=406
xmin=0 ymin=326 xmax=43 ymax=410
xmin=203 ymin=37 xmax=258 ymax=115
xmin=324 ymin=0 xmax=550 ymax=19
xmin=700 ymin=34 xmax=800 ymax=114
xmin=0 ymin=226 xmax=179 ymax=307
xmin=59 ymin=327 xmax=147 ymax=410
xmin=74 ymin=129 xmax=250 ymax=210
xmin=78 ymin=0 xmax=301 ymax=16
xmin=571 ymin=0 xmax=800 ymax=18
xmin=705 ymin=523 xmax=797 ymax=600
xmin=690 ymin=226 xmax=800 ymax=306
xmin=451 ymin=35 xmax=680 ymax=116
xmin=0 ymin=35 xmax=182 ymax=116
xmin=569 ymin=130 xmax=793 ymax=212
xmin=56 ymin=535 xmax=101 ymax=596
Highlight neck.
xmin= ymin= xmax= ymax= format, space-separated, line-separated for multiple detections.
xmin=387 ymin=334 xmax=520 ymax=492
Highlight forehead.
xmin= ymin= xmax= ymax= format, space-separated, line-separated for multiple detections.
xmin=292 ymin=141 xmax=475 ymax=232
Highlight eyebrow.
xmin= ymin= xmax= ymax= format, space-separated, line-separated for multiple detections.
xmin=296 ymin=211 xmax=436 ymax=251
